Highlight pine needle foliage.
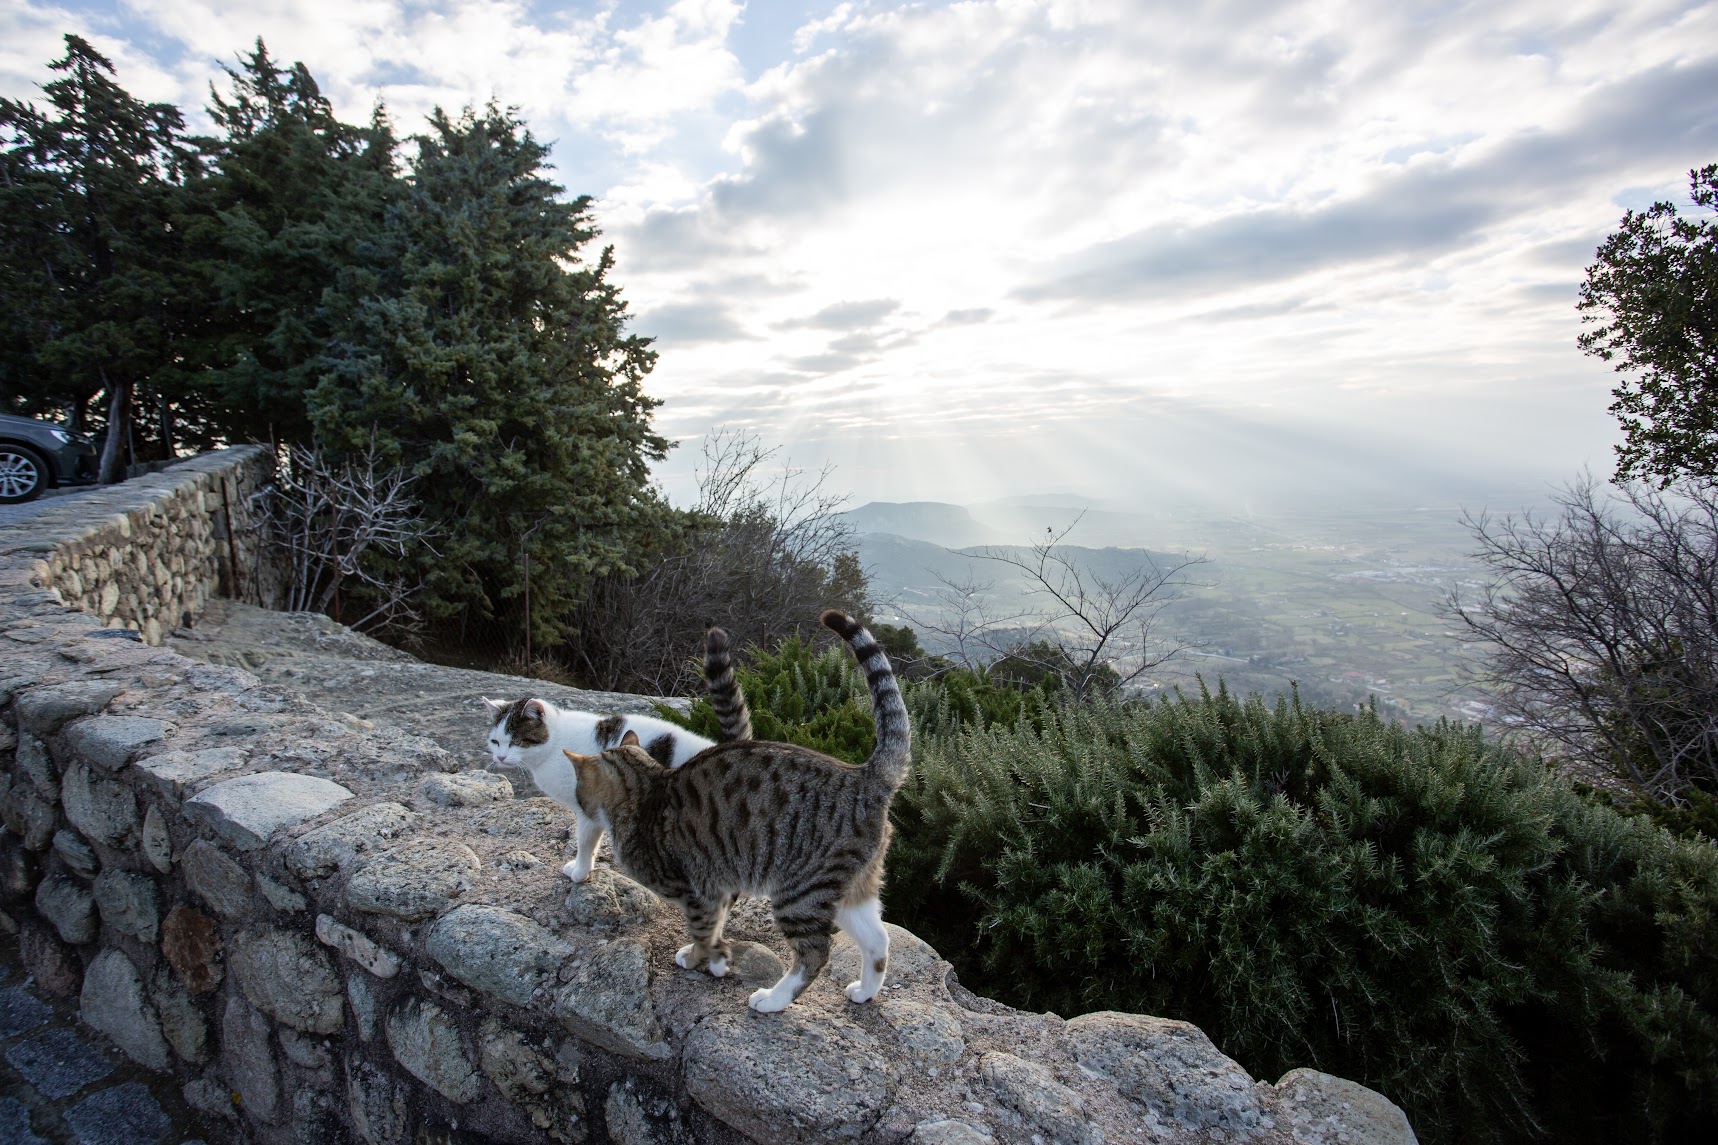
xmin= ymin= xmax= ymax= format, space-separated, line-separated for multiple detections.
xmin=889 ymin=684 xmax=1718 ymax=1145
xmin=666 ymin=636 xmax=1718 ymax=1143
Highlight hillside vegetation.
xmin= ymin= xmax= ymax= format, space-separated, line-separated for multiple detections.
xmin=669 ymin=637 xmax=1718 ymax=1145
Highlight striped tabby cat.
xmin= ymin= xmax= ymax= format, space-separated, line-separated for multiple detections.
xmin=563 ymin=610 xmax=910 ymax=1012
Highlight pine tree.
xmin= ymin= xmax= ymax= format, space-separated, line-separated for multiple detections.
xmin=182 ymin=40 xmax=397 ymax=444
xmin=0 ymin=35 xmax=194 ymax=476
xmin=311 ymin=104 xmax=668 ymax=645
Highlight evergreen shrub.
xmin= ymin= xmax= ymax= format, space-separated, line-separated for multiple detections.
xmin=676 ymin=644 xmax=1718 ymax=1145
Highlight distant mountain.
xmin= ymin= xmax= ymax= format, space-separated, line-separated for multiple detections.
xmin=838 ymin=502 xmax=991 ymax=547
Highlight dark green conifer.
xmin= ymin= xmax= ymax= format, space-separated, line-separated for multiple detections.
xmin=310 ymin=104 xmax=668 ymax=644
xmin=0 ymin=34 xmax=194 ymax=475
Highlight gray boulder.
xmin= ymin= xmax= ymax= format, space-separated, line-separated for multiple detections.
xmin=427 ymin=904 xmax=571 ymax=1006
xmin=1064 ymin=1010 xmax=1266 ymax=1134
xmin=345 ymin=837 xmax=480 ymax=921
xmin=683 ymin=1008 xmax=891 ymax=1143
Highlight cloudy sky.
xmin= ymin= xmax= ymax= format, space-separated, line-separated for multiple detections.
xmin=5 ymin=1 xmax=1716 ymax=513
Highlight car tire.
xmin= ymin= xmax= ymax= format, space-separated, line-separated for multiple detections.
xmin=0 ymin=443 xmax=48 ymax=504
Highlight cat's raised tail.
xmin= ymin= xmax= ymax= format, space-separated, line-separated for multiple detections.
xmin=703 ymin=627 xmax=753 ymax=742
xmin=819 ymin=609 xmax=911 ymax=792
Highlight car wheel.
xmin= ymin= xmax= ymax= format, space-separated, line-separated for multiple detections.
xmin=0 ymin=444 xmax=48 ymax=504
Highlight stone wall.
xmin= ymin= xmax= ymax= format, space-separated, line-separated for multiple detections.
xmin=20 ymin=445 xmax=281 ymax=645
xmin=0 ymin=448 xmax=1419 ymax=1144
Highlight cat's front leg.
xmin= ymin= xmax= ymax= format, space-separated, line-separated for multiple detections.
xmin=562 ymin=809 xmax=605 ymax=883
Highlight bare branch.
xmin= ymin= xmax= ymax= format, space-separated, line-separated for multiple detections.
xmin=1446 ymin=475 xmax=1718 ymax=801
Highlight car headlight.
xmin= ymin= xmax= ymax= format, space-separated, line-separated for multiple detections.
xmin=48 ymin=429 xmax=73 ymax=443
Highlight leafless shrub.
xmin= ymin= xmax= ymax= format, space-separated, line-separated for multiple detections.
xmin=259 ymin=442 xmax=437 ymax=641
xmin=1447 ymin=476 xmax=1718 ymax=802
xmin=565 ymin=430 xmax=868 ymax=695
xmin=904 ymin=515 xmax=1213 ymax=703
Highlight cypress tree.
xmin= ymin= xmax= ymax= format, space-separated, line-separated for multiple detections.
xmin=311 ymin=103 xmax=668 ymax=645
xmin=182 ymin=40 xmax=397 ymax=444
xmin=0 ymin=35 xmax=195 ymax=473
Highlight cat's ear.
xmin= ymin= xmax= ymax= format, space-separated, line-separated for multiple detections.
xmin=621 ymin=730 xmax=641 ymax=747
xmin=482 ymin=697 xmax=506 ymax=719
xmin=524 ymin=699 xmax=546 ymax=719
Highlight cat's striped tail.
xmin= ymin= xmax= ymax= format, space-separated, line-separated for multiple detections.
xmin=820 ymin=610 xmax=911 ymax=792
xmin=703 ymin=627 xmax=753 ymax=741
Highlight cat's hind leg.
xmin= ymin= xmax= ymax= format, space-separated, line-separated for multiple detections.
xmin=561 ymin=809 xmax=604 ymax=883
xmin=750 ymin=898 xmax=835 ymax=1013
xmin=674 ymin=894 xmax=735 ymax=978
xmin=836 ymin=896 xmax=889 ymax=1003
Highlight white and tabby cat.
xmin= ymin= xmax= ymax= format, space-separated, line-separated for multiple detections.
xmin=481 ymin=628 xmax=752 ymax=882
xmin=564 ymin=611 xmax=910 ymax=1012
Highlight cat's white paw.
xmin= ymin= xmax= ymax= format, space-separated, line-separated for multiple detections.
xmin=747 ymin=987 xmax=791 ymax=1013
xmin=562 ymin=860 xmax=592 ymax=883
xmin=675 ymin=944 xmax=698 ymax=969
xmin=708 ymin=955 xmax=729 ymax=979
xmin=845 ymin=980 xmax=880 ymax=1003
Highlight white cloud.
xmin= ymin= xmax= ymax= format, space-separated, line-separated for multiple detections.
xmin=5 ymin=0 xmax=1712 ymax=508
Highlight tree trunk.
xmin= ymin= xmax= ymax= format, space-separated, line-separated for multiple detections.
xmin=97 ymin=371 xmax=131 ymax=485
xmin=158 ymin=393 xmax=175 ymax=460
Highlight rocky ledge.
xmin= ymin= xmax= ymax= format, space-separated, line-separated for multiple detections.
xmin=0 ymin=448 xmax=1418 ymax=1144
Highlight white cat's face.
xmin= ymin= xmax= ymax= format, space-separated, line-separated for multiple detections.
xmin=483 ymin=697 xmax=549 ymax=770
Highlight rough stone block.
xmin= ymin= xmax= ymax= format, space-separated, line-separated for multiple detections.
xmin=346 ymin=1056 xmax=409 ymax=1145
xmin=51 ymin=828 xmax=98 ymax=878
xmin=280 ymin=1027 xmax=332 ymax=1070
xmin=92 ymin=868 xmax=160 ymax=943
xmin=35 ymin=872 xmax=97 ymax=945
xmin=0 ymin=832 xmax=39 ymax=902
xmin=879 ymin=997 xmax=966 ymax=1063
xmin=427 ymin=904 xmax=571 ymax=1006
xmin=346 ymin=837 xmax=480 ymax=921
xmin=16 ymin=734 xmax=58 ymax=798
xmin=553 ymin=938 xmax=669 ymax=1062
xmin=1274 ymin=1068 xmax=1419 ymax=1145
xmin=3 ymin=1026 xmax=113 ymax=1099
xmin=315 ymin=914 xmax=402 ymax=978
xmin=141 ymin=804 xmax=172 ymax=873
xmin=161 ymin=905 xmax=222 ymax=994
xmin=288 ymin=801 xmax=419 ymax=880
xmin=0 ymin=985 xmax=50 ymax=1039
xmin=60 ymin=761 xmax=138 ymax=848
xmin=385 ymin=996 xmax=481 ymax=1104
xmin=985 ymin=1051 xmax=1102 ymax=1145
xmin=0 ymin=1097 xmax=44 ymax=1145
xmin=60 ymin=714 xmax=169 ymax=771
xmin=347 ymin=974 xmax=379 ymax=1043
xmin=605 ymin=1080 xmax=687 ymax=1145
xmin=14 ymin=681 xmax=122 ymax=735
xmin=565 ymin=868 xmax=664 ymax=930
xmin=80 ymin=948 xmax=171 ymax=1071
xmin=182 ymin=1077 xmax=237 ymax=1121
xmin=184 ymin=770 xmax=354 ymax=850
xmin=142 ymin=978 xmax=202 ymax=1071
xmin=419 ymin=770 xmax=513 ymax=807
xmin=256 ymin=873 xmax=306 ymax=912
xmin=482 ymin=1019 xmax=585 ymax=1139
xmin=683 ymin=1008 xmax=890 ymax=1142
xmin=230 ymin=926 xmax=344 ymax=1033
xmin=62 ymin=1082 xmax=171 ymax=1145
xmin=222 ymin=994 xmax=279 ymax=1124
xmin=1064 ymin=1010 xmax=1265 ymax=1134
xmin=913 ymin=1121 xmax=996 ymax=1145
xmin=18 ymin=919 xmax=81 ymax=996
xmin=182 ymin=839 xmax=250 ymax=916
xmin=133 ymin=746 xmax=248 ymax=804
xmin=3 ymin=786 xmax=57 ymax=851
